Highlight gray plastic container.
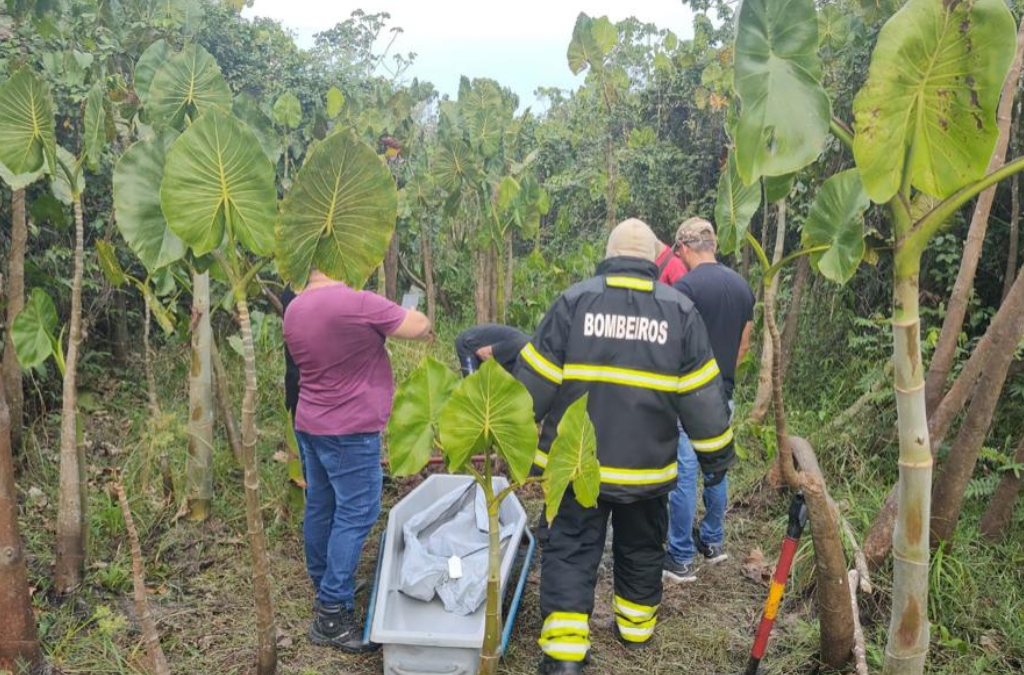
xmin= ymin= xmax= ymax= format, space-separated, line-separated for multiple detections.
xmin=370 ymin=474 xmax=528 ymax=675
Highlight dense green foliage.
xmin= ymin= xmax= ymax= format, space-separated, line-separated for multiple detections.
xmin=3 ymin=1 xmax=1024 ymax=674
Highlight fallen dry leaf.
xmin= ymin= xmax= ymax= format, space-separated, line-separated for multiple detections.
xmin=27 ymin=486 xmax=48 ymax=508
xmin=271 ymin=451 xmax=289 ymax=463
xmin=742 ymin=547 xmax=772 ymax=585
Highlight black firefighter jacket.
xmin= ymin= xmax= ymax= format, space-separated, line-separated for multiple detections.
xmin=515 ymin=256 xmax=737 ymax=503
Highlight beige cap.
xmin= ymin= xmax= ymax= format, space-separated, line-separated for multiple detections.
xmin=675 ymin=217 xmax=717 ymax=246
xmin=606 ymin=218 xmax=659 ymax=262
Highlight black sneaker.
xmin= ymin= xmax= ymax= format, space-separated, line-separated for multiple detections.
xmin=309 ymin=603 xmax=376 ymax=653
xmin=695 ymin=536 xmax=728 ymax=564
xmin=662 ymin=557 xmax=697 ymax=583
xmin=538 ymin=656 xmax=586 ymax=675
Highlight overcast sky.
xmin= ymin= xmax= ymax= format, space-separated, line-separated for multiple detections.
xmin=242 ymin=1 xmax=695 ymax=106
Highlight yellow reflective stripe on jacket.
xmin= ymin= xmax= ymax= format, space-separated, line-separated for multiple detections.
xmin=678 ymin=359 xmax=720 ymax=393
xmin=539 ymin=612 xmax=590 ymax=662
xmin=560 ymin=359 xmax=720 ymax=394
xmin=563 ymin=363 xmax=679 ymax=392
xmin=521 ymin=343 xmax=563 ymax=384
xmin=691 ymin=427 xmax=734 ymax=453
xmin=534 ymin=450 xmax=675 ymax=486
xmin=606 ymin=276 xmax=654 ymax=291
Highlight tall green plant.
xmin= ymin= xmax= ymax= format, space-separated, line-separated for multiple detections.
xmin=730 ymin=0 xmax=1022 ymax=672
xmin=388 ymin=358 xmax=599 ymax=675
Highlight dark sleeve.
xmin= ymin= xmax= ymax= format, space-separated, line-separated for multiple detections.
xmin=673 ymin=277 xmax=695 ymax=303
xmin=674 ymin=308 xmax=736 ymax=476
xmin=490 ymin=329 xmax=530 ymax=371
xmin=514 ymin=297 xmax=571 ymax=422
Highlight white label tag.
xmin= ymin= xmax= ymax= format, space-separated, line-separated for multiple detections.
xmin=448 ymin=555 xmax=463 ymax=580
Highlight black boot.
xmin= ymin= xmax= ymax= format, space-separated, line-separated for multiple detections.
xmin=309 ymin=603 xmax=376 ymax=653
xmin=538 ymin=656 xmax=586 ymax=675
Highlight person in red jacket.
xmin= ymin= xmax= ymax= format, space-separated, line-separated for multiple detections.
xmin=655 ymin=239 xmax=687 ymax=285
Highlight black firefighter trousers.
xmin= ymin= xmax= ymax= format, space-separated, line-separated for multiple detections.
xmin=538 ymin=491 xmax=668 ymax=662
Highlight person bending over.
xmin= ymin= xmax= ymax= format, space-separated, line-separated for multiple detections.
xmin=455 ymin=323 xmax=530 ymax=376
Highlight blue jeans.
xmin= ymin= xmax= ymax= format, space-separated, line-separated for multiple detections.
xmin=296 ymin=431 xmax=383 ymax=608
xmin=667 ymin=429 xmax=728 ymax=565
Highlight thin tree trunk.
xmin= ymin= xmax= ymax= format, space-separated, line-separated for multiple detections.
xmin=488 ymin=245 xmax=499 ymax=323
xmin=234 ymin=293 xmax=277 ymax=675
xmin=422 ymin=232 xmax=436 ymax=324
xmin=474 ymin=248 xmax=488 ymax=324
xmin=54 ymin=195 xmax=87 ymax=594
xmin=604 ymin=135 xmax=617 ymax=230
xmin=979 ymin=434 xmax=1024 ymax=541
xmin=384 ymin=236 xmax=400 ymax=302
xmin=477 ymin=475 xmax=503 ymax=675
xmin=864 ymin=260 xmax=1024 ymax=566
xmin=2 ymin=190 xmax=27 ymax=452
xmin=186 ymin=272 xmax=215 ymax=522
xmin=848 ymin=570 xmax=869 ymax=675
xmin=115 ymin=483 xmax=171 ymax=675
xmin=883 ymin=244 xmax=932 ymax=675
xmin=779 ymin=255 xmax=809 ymax=383
xmin=924 ymin=17 xmax=1024 ymax=414
xmin=143 ymin=300 xmax=160 ymax=417
xmin=0 ymin=282 xmax=40 ymax=672
xmin=750 ymin=201 xmax=787 ymax=426
xmin=111 ymin=290 xmax=130 ymax=366
xmin=1003 ymin=96 xmax=1021 ymax=303
xmin=212 ymin=340 xmax=243 ymax=466
xmin=503 ymin=232 xmax=514 ymax=322
xmin=929 ymin=265 xmax=1024 ymax=543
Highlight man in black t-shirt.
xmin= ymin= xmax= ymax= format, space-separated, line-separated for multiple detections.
xmin=664 ymin=218 xmax=755 ymax=584
xmin=455 ymin=324 xmax=530 ymax=377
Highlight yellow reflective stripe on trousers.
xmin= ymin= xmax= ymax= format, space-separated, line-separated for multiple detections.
xmin=539 ymin=612 xmax=590 ymax=662
xmin=691 ymin=427 xmax=734 ymax=453
xmin=520 ymin=343 xmax=563 ymax=384
xmin=613 ymin=596 xmax=658 ymax=643
xmin=560 ymin=359 xmax=719 ymax=394
xmin=613 ymin=595 xmax=657 ymax=621
xmin=533 ymin=450 xmax=676 ymax=486
xmin=678 ymin=359 xmax=720 ymax=393
xmin=606 ymin=276 xmax=654 ymax=291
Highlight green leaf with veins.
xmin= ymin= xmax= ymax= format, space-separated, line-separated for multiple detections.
xmin=147 ymin=44 xmax=232 ymax=130
xmin=0 ymin=68 xmax=56 ymax=176
xmin=802 ymin=169 xmax=869 ymax=283
xmin=387 ymin=358 xmax=460 ymax=477
xmin=544 ymin=394 xmax=601 ymax=523
xmin=715 ymin=152 xmax=762 ymax=256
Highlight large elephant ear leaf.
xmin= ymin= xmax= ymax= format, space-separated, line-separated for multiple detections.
xmin=272 ymin=92 xmax=302 ymax=129
xmin=0 ymin=68 xmax=57 ymax=176
xmin=567 ymin=13 xmax=606 ymax=75
xmin=83 ymin=81 xmax=108 ymax=172
xmin=733 ymin=0 xmax=830 ymax=184
xmin=113 ymin=130 xmax=185 ymax=272
xmin=802 ymin=169 xmax=870 ymax=283
xmin=387 ymin=358 xmax=460 ymax=477
xmin=147 ymin=44 xmax=232 ymax=131
xmin=853 ymin=0 xmax=1016 ymax=203
xmin=12 ymin=288 xmax=59 ymax=370
xmin=438 ymin=359 xmax=539 ymax=485
xmin=276 ymin=130 xmax=397 ymax=288
xmin=432 ymin=138 xmax=482 ymax=194
xmin=0 ymin=157 xmax=45 ymax=191
xmin=134 ymin=39 xmax=173 ymax=104
xmin=161 ymin=108 xmax=277 ymax=257
xmin=234 ymin=93 xmax=282 ymax=164
xmin=714 ymin=152 xmax=762 ymax=256
xmin=543 ymin=394 xmax=601 ymax=524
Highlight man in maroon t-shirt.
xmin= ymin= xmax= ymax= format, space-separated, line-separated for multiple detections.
xmin=284 ymin=270 xmax=431 ymax=651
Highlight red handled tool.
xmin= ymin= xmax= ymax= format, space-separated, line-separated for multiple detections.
xmin=744 ymin=491 xmax=809 ymax=675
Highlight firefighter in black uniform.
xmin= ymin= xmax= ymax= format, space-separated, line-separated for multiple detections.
xmin=515 ymin=219 xmax=736 ymax=675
